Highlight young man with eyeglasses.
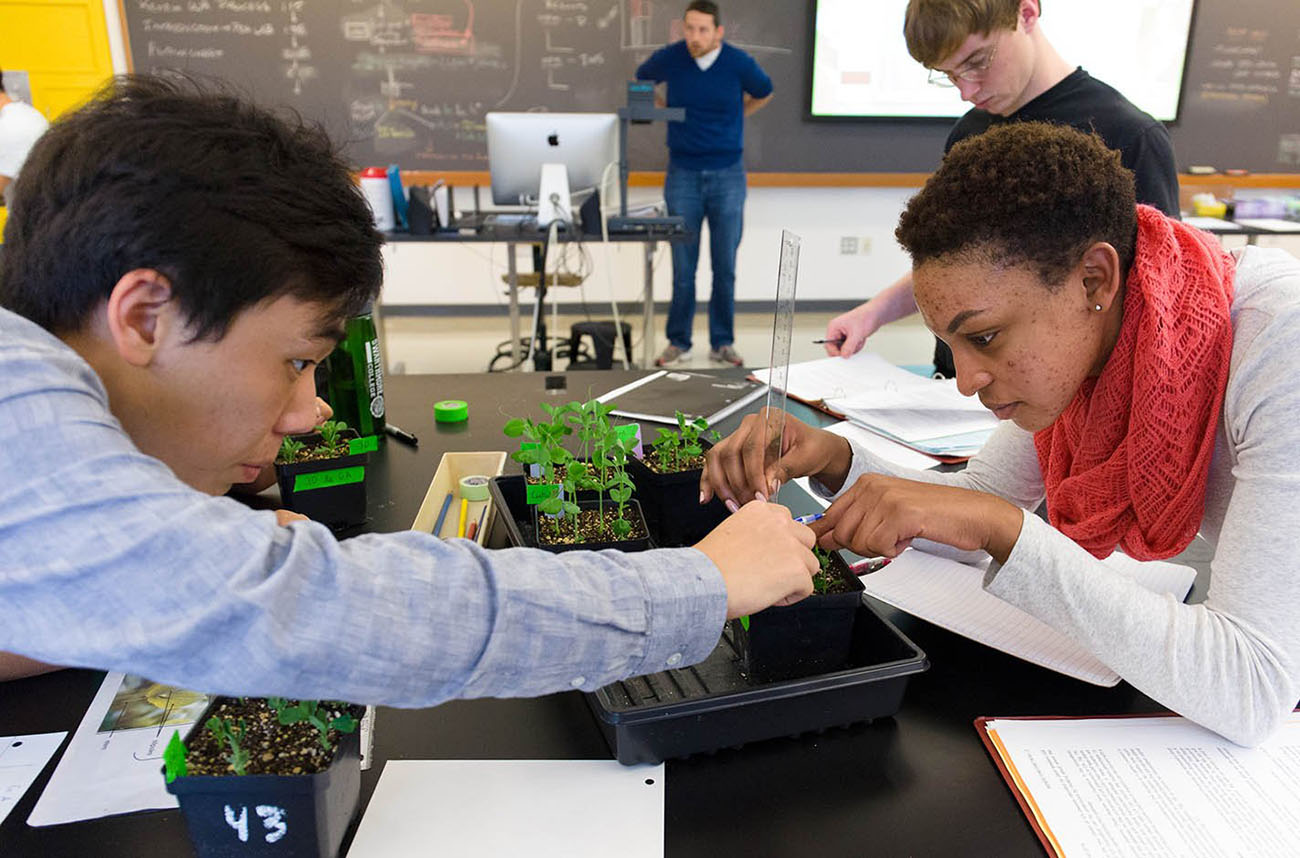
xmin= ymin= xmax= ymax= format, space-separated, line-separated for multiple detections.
xmin=823 ymin=0 xmax=1179 ymax=375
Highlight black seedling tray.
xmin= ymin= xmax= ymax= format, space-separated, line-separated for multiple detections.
xmin=587 ymin=599 xmax=928 ymax=764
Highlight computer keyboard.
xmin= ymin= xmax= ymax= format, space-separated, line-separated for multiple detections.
xmin=605 ymin=215 xmax=687 ymax=235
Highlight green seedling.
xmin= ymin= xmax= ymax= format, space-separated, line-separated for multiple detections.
xmin=266 ymin=698 xmax=359 ymax=751
xmin=277 ymin=436 xmax=306 ymax=464
xmin=205 ymin=715 xmax=249 ymax=775
xmin=812 ymin=546 xmax=838 ymax=593
xmin=504 ymin=409 xmax=572 ymax=485
xmin=316 ymin=420 xmax=350 ymax=457
xmin=652 ymin=411 xmax=720 ymax=472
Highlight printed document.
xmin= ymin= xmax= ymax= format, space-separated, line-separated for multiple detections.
xmin=981 ymin=712 xmax=1300 ymax=857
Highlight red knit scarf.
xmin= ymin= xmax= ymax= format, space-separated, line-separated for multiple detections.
xmin=1033 ymin=206 xmax=1236 ymax=561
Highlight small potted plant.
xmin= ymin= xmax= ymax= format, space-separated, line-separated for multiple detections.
xmin=162 ymin=696 xmax=363 ymax=858
xmin=732 ymin=546 xmax=865 ymax=682
xmin=275 ymin=420 xmax=372 ymax=529
xmin=532 ymin=420 xmax=650 ymax=552
xmin=626 ymin=411 xmax=730 ymax=546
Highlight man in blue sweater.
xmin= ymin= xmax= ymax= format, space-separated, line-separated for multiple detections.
xmin=636 ymin=1 xmax=773 ymax=367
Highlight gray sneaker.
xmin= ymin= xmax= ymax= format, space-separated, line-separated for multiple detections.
xmin=654 ymin=344 xmax=692 ymax=367
xmin=709 ymin=345 xmax=744 ymax=366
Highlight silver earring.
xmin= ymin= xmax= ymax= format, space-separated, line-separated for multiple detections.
xmin=1094 ymin=304 xmax=1103 ymax=311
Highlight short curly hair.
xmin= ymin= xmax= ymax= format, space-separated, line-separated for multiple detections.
xmin=895 ymin=122 xmax=1137 ymax=288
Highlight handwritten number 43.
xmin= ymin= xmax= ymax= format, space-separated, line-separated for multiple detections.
xmin=224 ymin=804 xmax=288 ymax=843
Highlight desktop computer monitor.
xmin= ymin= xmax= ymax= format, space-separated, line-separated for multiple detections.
xmin=485 ymin=111 xmax=619 ymax=223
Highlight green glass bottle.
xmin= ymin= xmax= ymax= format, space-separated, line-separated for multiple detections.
xmin=324 ymin=305 xmax=386 ymax=437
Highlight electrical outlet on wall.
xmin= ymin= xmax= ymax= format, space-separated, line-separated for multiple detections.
xmin=839 ymin=236 xmax=858 ymax=255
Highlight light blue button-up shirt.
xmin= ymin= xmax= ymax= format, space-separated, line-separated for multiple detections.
xmin=0 ymin=307 xmax=726 ymax=704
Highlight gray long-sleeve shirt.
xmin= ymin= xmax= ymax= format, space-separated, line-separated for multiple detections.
xmin=821 ymin=246 xmax=1300 ymax=746
xmin=0 ymin=307 xmax=726 ymax=704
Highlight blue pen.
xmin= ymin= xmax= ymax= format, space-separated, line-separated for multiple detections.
xmin=794 ymin=512 xmax=824 ymax=525
xmin=432 ymin=491 xmax=454 ymax=536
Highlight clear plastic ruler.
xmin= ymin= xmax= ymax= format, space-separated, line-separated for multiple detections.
xmin=761 ymin=229 xmax=802 ymax=500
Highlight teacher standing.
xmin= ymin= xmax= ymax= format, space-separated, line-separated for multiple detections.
xmin=636 ymin=1 xmax=773 ymax=368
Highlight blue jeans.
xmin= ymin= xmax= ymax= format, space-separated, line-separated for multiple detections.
xmin=663 ymin=161 xmax=746 ymax=351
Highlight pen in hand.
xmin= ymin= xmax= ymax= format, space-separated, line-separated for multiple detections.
xmin=812 ymin=337 xmax=845 ymax=346
xmin=384 ymin=423 xmax=419 ymax=447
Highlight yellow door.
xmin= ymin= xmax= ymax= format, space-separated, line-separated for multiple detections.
xmin=0 ymin=0 xmax=114 ymax=235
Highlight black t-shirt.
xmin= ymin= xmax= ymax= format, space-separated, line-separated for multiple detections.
xmin=931 ymin=68 xmax=1180 ymax=376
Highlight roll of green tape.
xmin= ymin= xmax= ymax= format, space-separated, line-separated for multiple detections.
xmin=434 ymin=399 xmax=468 ymax=423
xmin=459 ymin=475 xmax=490 ymax=501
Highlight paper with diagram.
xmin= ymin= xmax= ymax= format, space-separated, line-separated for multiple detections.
xmin=27 ymin=673 xmax=209 ymax=826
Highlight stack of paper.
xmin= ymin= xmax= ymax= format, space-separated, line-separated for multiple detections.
xmin=752 ymin=351 xmax=996 ymax=457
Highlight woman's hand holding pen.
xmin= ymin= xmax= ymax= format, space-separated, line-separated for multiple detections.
xmin=808 ymin=475 xmax=1024 ymax=564
xmin=701 ymin=409 xmax=853 ymax=510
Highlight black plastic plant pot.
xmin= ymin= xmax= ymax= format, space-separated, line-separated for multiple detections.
xmin=491 ymin=475 xmax=658 ymax=552
xmin=733 ymin=549 xmax=866 ymax=682
xmin=531 ymin=497 xmax=653 ymax=554
xmin=163 ymin=700 xmax=363 ymax=858
xmin=626 ymin=437 xmax=727 ymax=547
xmin=275 ymin=431 xmax=370 ymax=529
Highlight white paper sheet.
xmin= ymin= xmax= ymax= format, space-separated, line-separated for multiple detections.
xmin=825 ymin=384 xmax=997 ymax=446
xmin=1233 ymin=218 xmax=1300 ymax=233
xmin=983 ymin=712 xmax=1300 ymax=857
xmin=0 ymin=732 xmax=67 ymax=825
xmin=792 ymin=421 xmax=942 ymax=510
xmin=348 ymin=760 xmax=666 ymax=857
xmin=27 ymin=673 xmax=209 ymax=826
xmin=1183 ymin=216 xmax=1243 ymax=231
xmin=862 ymin=549 xmax=1195 ymax=686
xmin=751 ymin=350 xmax=934 ymax=404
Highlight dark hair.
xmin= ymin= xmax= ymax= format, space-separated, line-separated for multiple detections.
xmin=0 ymin=74 xmax=383 ymax=340
xmin=685 ymin=1 xmax=720 ymax=26
xmin=904 ymin=0 xmax=1020 ymax=67
xmin=895 ymin=122 xmax=1137 ymax=287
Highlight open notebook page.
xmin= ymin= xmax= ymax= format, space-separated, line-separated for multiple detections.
xmin=863 ymin=548 xmax=1196 ymax=686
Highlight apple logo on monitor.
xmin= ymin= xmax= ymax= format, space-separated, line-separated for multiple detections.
xmin=547 ymin=132 xmax=559 ymax=147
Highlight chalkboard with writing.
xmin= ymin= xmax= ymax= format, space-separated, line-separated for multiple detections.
xmin=119 ymin=0 xmax=1300 ymax=173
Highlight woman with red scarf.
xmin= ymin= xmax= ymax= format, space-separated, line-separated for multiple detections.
xmin=703 ymin=122 xmax=1300 ymax=746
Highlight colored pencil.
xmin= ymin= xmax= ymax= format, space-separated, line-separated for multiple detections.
xmin=432 ymin=491 xmax=454 ymax=537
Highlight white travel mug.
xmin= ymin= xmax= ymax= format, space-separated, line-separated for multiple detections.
xmin=359 ymin=166 xmax=395 ymax=231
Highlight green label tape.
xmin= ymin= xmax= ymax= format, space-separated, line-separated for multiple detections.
xmin=294 ymin=466 xmax=365 ymax=492
xmin=525 ymin=483 xmax=559 ymax=505
xmin=460 ymin=475 xmax=491 ymax=501
xmin=739 ymin=615 xmax=750 ymax=631
xmin=349 ymin=435 xmax=379 ymax=455
xmin=434 ymin=399 xmax=469 ymax=423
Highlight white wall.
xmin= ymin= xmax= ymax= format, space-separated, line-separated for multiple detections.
xmin=379 ymin=185 xmax=917 ymax=308
xmin=379 ymin=184 xmax=1300 ymax=310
